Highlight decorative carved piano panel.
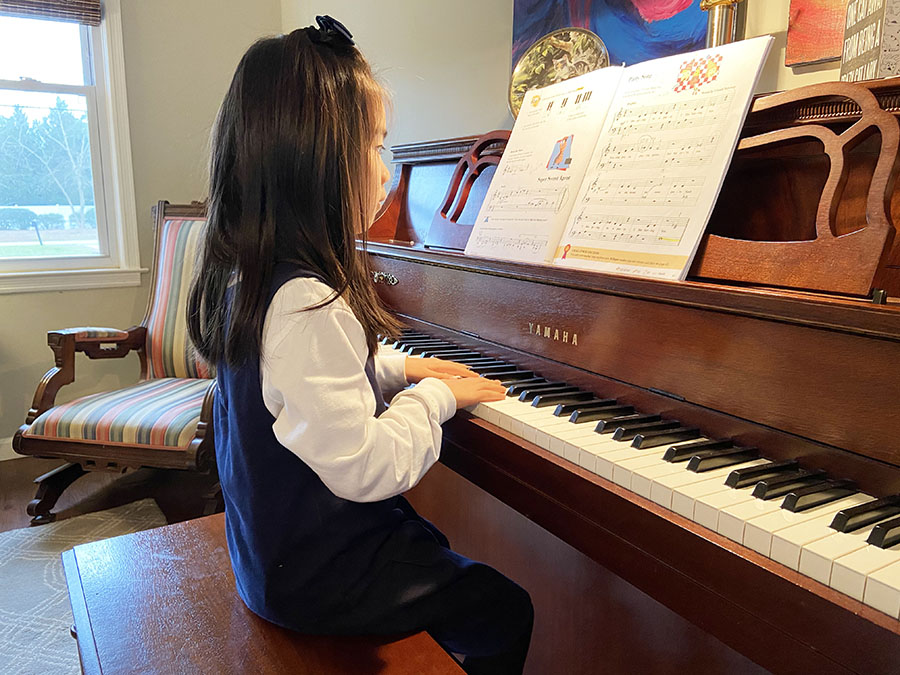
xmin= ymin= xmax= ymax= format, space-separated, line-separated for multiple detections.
xmin=365 ymin=80 xmax=900 ymax=674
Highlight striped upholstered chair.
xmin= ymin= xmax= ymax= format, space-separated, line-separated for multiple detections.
xmin=14 ymin=201 xmax=216 ymax=524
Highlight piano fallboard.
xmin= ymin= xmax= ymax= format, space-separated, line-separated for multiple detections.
xmin=366 ymin=240 xmax=900 ymax=674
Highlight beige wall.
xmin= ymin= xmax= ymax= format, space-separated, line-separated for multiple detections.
xmin=282 ymin=0 xmax=515 ymax=146
xmin=0 ymin=0 xmax=282 ymax=459
xmin=283 ymin=1 xmax=844 ymax=148
xmin=3 ymin=0 xmax=846 ymax=459
xmin=747 ymin=0 xmax=842 ymax=92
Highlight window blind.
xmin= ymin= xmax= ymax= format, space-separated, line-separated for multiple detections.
xmin=0 ymin=0 xmax=101 ymax=26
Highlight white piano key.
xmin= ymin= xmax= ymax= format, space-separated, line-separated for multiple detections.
xmin=693 ymin=486 xmax=758 ymax=533
xmin=799 ymin=527 xmax=875 ymax=586
xmin=629 ymin=449 xmax=709 ymax=499
xmin=668 ymin=460 xmax=768 ymax=520
xmin=830 ymin=541 xmax=900 ymax=601
xmin=770 ymin=495 xmax=875 ymax=570
xmin=650 ymin=461 xmax=745 ymax=509
xmin=864 ymin=559 xmax=900 ymax=618
xmin=594 ymin=445 xmax=646 ymax=481
xmin=512 ymin=409 xmax=559 ymax=441
xmin=468 ymin=399 xmax=512 ymax=425
xmin=743 ymin=494 xmax=870 ymax=557
xmin=610 ymin=452 xmax=660 ymax=488
xmin=533 ymin=420 xmax=579 ymax=451
xmin=610 ymin=439 xmax=710 ymax=494
xmin=576 ymin=438 xmax=620 ymax=473
xmin=554 ymin=428 xmax=605 ymax=460
xmin=715 ymin=496 xmax=783 ymax=543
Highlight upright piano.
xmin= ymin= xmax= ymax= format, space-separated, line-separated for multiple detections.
xmin=365 ymin=80 xmax=900 ymax=674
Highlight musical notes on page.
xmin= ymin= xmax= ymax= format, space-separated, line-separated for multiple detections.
xmin=466 ymin=65 xmax=626 ymax=263
xmin=606 ymin=90 xmax=734 ymax=136
xmin=583 ymin=176 xmax=705 ymax=207
xmin=487 ymin=186 xmax=568 ymax=216
xmin=555 ymin=37 xmax=774 ymax=280
xmin=468 ymin=232 xmax=549 ymax=257
xmin=500 ymin=159 xmax=530 ymax=176
xmin=594 ymin=134 xmax=721 ymax=171
xmin=568 ymin=212 xmax=689 ymax=246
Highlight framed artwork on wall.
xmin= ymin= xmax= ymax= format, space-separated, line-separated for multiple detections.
xmin=512 ymin=0 xmax=708 ymax=70
xmin=785 ymin=0 xmax=847 ymax=66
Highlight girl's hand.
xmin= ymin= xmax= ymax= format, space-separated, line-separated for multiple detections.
xmin=405 ymin=357 xmax=478 ymax=383
xmin=441 ymin=376 xmax=508 ymax=409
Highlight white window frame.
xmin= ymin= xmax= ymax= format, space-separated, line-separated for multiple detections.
xmin=0 ymin=0 xmax=142 ymax=294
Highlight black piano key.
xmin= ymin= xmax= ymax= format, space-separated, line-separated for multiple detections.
xmin=663 ymin=439 xmax=733 ymax=463
xmin=724 ymin=459 xmax=800 ymax=488
xmin=553 ymin=398 xmax=617 ymax=417
xmin=632 ymin=427 xmax=701 ymax=449
xmin=417 ymin=346 xmax=477 ymax=355
xmin=519 ymin=385 xmax=579 ymax=403
xmin=867 ymin=516 xmax=900 ymax=549
xmin=421 ymin=350 xmax=483 ymax=359
xmin=506 ymin=378 xmax=565 ymax=398
xmin=531 ymin=391 xmax=594 ymax=408
xmin=453 ymin=358 xmax=505 ymax=366
xmin=501 ymin=376 xmax=545 ymax=388
xmin=687 ymin=447 xmax=760 ymax=473
xmin=506 ymin=381 xmax=566 ymax=397
xmin=595 ymin=414 xmax=660 ymax=434
xmin=471 ymin=364 xmax=516 ymax=374
xmin=750 ymin=469 xmax=828 ymax=500
xmin=613 ymin=420 xmax=680 ymax=442
xmin=389 ymin=335 xmax=429 ymax=345
xmin=405 ymin=343 xmax=453 ymax=355
xmin=486 ymin=371 xmax=535 ymax=382
xmin=830 ymin=495 xmax=900 ymax=533
xmin=483 ymin=369 xmax=532 ymax=381
xmin=395 ymin=337 xmax=445 ymax=344
xmin=781 ymin=479 xmax=858 ymax=513
xmin=571 ymin=405 xmax=635 ymax=424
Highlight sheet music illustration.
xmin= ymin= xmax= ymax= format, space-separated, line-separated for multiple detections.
xmin=466 ymin=66 xmax=625 ymax=263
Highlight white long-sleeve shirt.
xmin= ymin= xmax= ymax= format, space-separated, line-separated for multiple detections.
xmin=260 ymin=277 xmax=457 ymax=503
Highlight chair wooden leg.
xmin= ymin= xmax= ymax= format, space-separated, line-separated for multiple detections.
xmin=27 ymin=462 xmax=88 ymax=525
xmin=202 ymin=481 xmax=223 ymax=517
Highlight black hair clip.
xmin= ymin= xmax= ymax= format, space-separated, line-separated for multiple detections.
xmin=309 ymin=15 xmax=354 ymax=47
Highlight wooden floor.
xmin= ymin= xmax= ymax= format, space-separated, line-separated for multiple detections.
xmin=0 ymin=456 xmax=218 ymax=534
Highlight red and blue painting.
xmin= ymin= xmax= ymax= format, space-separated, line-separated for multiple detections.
xmin=512 ymin=0 xmax=708 ymax=69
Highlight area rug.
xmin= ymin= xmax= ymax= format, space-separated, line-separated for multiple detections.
xmin=0 ymin=499 xmax=167 ymax=674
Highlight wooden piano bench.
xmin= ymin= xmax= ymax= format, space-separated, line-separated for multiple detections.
xmin=61 ymin=513 xmax=463 ymax=674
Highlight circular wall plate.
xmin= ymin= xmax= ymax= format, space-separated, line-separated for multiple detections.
xmin=509 ymin=27 xmax=610 ymax=118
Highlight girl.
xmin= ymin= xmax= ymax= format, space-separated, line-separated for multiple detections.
xmin=187 ymin=16 xmax=533 ymax=675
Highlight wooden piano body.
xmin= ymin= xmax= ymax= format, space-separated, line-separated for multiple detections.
xmin=365 ymin=81 xmax=900 ymax=674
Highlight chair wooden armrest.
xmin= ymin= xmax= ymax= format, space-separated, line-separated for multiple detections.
xmin=25 ymin=326 xmax=147 ymax=424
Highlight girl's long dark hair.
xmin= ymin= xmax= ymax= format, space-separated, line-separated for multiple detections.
xmin=188 ymin=28 xmax=399 ymax=367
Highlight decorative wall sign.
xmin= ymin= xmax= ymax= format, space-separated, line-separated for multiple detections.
xmin=785 ymin=0 xmax=846 ymax=67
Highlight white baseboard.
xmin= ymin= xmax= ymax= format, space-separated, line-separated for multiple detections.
xmin=0 ymin=436 xmax=19 ymax=462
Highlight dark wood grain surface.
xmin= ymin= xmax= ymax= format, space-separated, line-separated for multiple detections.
xmin=370 ymin=249 xmax=900 ymax=474
xmin=63 ymin=514 xmax=463 ymax=674
xmin=363 ymin=95 xmax=900 ymax=671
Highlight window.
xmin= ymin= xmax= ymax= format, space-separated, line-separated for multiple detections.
xmin=0 ymin=0 xmax=140 ymax=293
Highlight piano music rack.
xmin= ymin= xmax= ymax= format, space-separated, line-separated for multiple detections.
xmin=373 ymin=78 xmax=900 ymax=300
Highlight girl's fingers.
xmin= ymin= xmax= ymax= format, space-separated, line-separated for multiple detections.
xmin=428 ymin=359 xmax=476 ymax=378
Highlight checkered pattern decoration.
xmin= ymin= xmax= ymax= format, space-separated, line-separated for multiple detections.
xmin=674 ymin=54 xmax=724 ymax=93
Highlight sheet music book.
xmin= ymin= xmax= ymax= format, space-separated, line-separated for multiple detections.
xmin=465 ymin=36 xmax=774 ymax=280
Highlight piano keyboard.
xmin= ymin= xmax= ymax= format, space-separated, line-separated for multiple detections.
xmin=382 ymin=329 xmax=900 ymax=620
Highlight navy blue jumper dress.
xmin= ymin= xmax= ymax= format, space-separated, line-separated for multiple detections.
xmin=214 ymin=263 xmax=533 ymax=673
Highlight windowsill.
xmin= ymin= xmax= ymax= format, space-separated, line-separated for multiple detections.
xmin=0 ymin=266 xmax=147 ymax=294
